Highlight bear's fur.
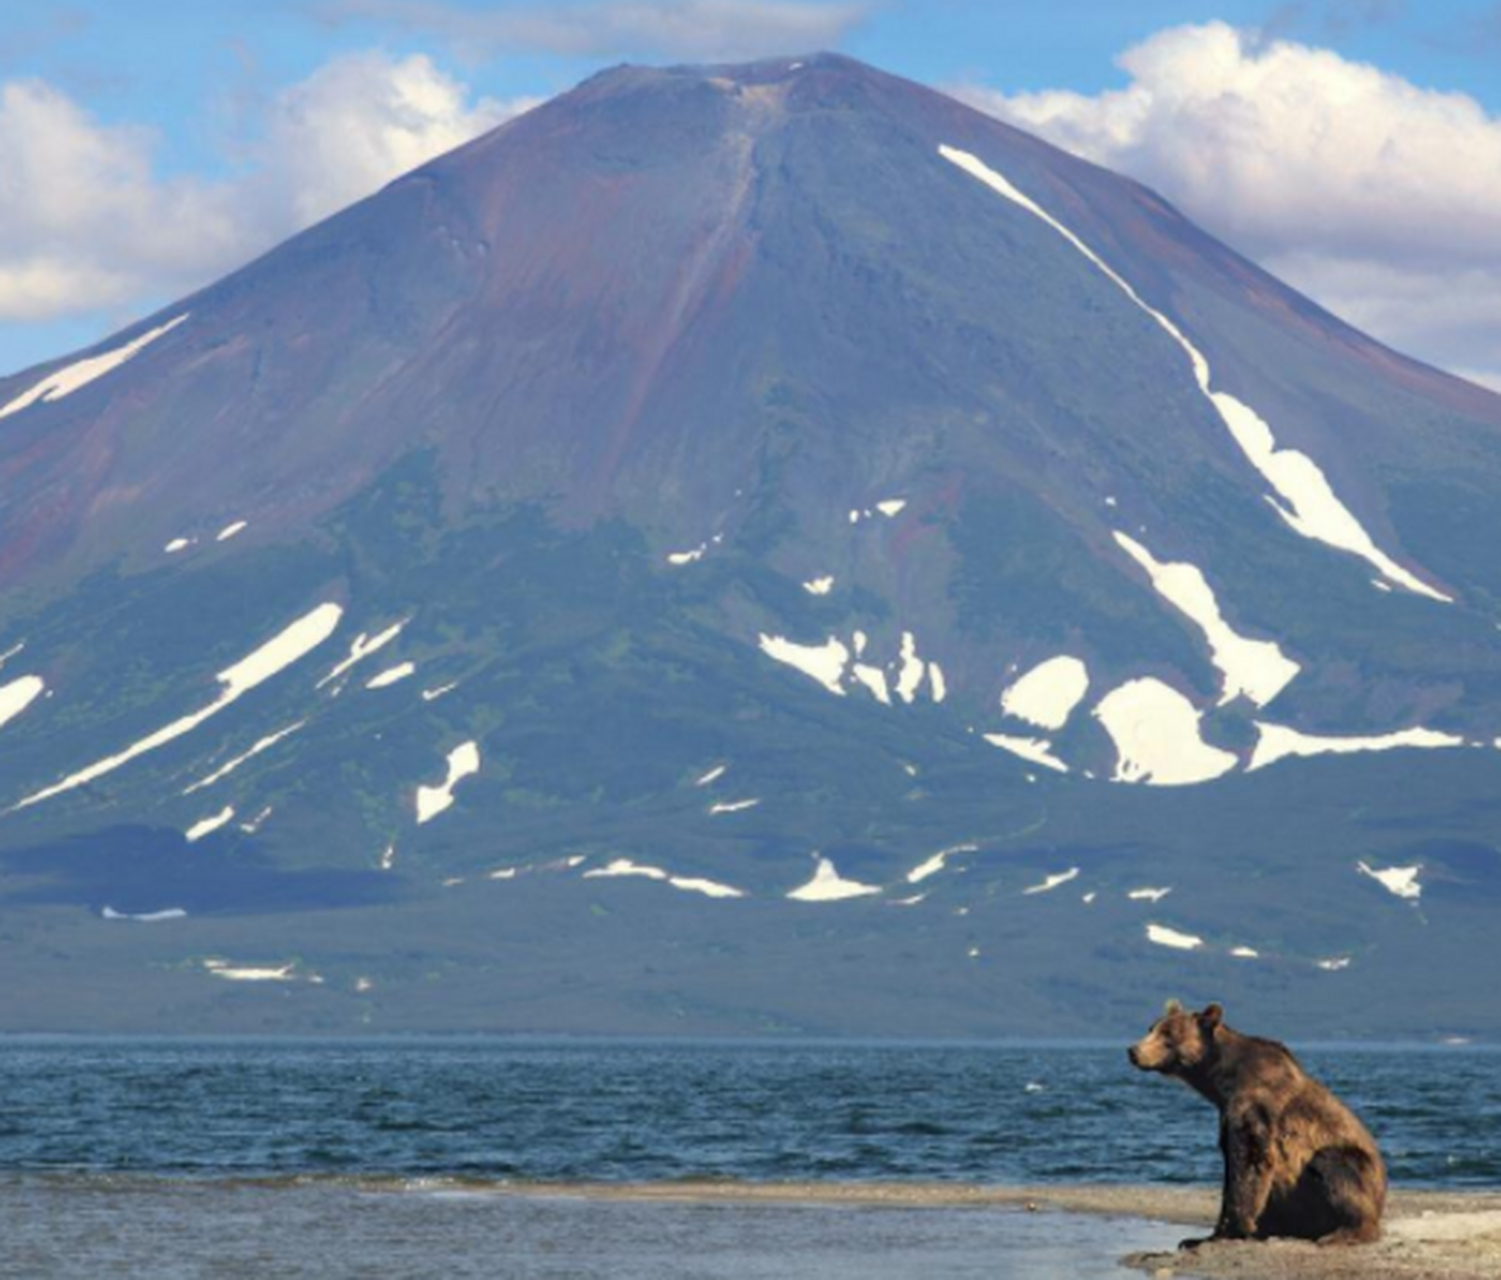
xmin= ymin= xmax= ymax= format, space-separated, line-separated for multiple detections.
xmin=1129 ymin=1001 xmax=1386 ymax=1248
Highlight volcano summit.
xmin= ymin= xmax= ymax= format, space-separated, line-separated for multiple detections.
xmin=2 ymin=54 xmax=1499 ymax=1037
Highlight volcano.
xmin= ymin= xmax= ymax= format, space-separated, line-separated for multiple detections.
xmin=2 ymin=54 xmax=1500 ymax=1038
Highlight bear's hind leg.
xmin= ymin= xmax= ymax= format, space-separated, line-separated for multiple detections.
xmin=1309 ymin=1147 xmax=1384 ymax=1246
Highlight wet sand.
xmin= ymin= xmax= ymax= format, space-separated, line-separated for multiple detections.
xmin=494 ymin=1181 xmax=1501 ymax=1279
xmin=4 ymin=1174 xmax=1497 ymax=1276
xmin=0 ymin=1173 xmax=1175 ymax=1278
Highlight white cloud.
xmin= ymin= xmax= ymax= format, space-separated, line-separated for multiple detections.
xmin=318 ymin=0 xmax=870 ymax=61
xmin=956 ymin=21 xmax=1501 ymax=390
xmin=0 ymin=79 xmax=243 ymax=322
xmin=0 ymin=52 xmax=530 ymax=339
xmin=252 ymin=51 xmax=529 ymax=227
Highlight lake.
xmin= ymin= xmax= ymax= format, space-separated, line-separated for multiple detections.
xmin=1 ymin=1038 xmax=1495 ymax=1276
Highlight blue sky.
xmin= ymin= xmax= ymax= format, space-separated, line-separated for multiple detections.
xmin=2 ymin=0 xmax=1500 ymax=384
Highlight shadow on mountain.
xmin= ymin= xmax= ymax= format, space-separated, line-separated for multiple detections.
xmin=0 ymin=825 xmax=408 ymax=916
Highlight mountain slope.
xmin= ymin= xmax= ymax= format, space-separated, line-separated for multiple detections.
xmin=1 ymin=54 xmax=1500 ymax=1037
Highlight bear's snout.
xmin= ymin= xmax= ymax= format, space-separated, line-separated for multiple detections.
xmin=1129 ymin=1035 xmax=1170 ymax=1071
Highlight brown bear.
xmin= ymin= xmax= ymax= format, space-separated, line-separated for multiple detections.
xmin=1129 ymin=1001 xmax=1386 ymax=1248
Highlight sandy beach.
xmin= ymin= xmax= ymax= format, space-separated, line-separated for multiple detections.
xmin=491 ymin=1181 xmax=1501 ymax=1278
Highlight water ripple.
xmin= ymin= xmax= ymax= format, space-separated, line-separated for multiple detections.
xmin=0 ymin=1040 xmax=1496 ymax=1186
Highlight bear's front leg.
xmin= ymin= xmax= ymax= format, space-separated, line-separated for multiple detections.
xmin=1219 ymin=1113 xmax=1275 ymax=1240
xmin=1179 ymin=1129 xmax=1233 ymax=1249
xmin=1182 ymin=1113 xmax=1272 ymax=1249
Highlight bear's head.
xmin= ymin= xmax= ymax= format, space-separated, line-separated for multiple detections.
xmin=1128 ymin=1000 xmax=1223 ymax=1075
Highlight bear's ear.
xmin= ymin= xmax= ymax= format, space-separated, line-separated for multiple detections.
xmin=1200 ymin=1003 xmax=1224 ymax=1030
xmin=1163 ymin=998 xmax=1183 ymax=1016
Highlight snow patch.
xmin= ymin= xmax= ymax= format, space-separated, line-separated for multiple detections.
xmin=415 ymin=741 xmax=480 ymax=824
xmin=851 ymin=663 xmax=891 ymax=704
xmin=421 ymin=682 xmax=458 ymax=702
xmin=0 ymin=314 xmax=187 ymax=421
xmin=983 ymin=733 xmax=1068 ymax=773
xmin=216 ymin=521 xmax=247 ymax=543
xmin=1230 ymin=946 xmax=1260 ymax=959
xmin=759 ymin=630 xmax=945 ymax=706
xmin=1212 ymin=391 xmax=1451 ymax=602
xmin=1113 ymin=532 xmax=1299 ymax=706
xmin=1358 ymin=861 xmax=1422 ymax=901
xmin=318 ymin=619 xmax=406 ymax=689
xmin=218 ymin=605 xmax=345 ymax=697
xmin=1001 ymin=656 xmax=1090 ymax=730
xmin=14 ymin=602 xmax=343 ymax=812
xmin=1146 ymin=923 xmax=1203 ymax=950
xmin=939 ymin=144 xmax=1450 ymax=604
xmin=695 ymin=764 xmax=728 ymax=787
xmin=908 ymin=843 xmax=979 ymax=884
xmin=239 ymin=805 xmax=273 ymax=834
xmin=708 ymin=798 xmax=760 ymax=815
xmin=1094 ymin=678 xmax=1236 ymax=786
xmin=184 ymin=720 xmax=306 ymax=795
xmin=1251 ymin=722 xmax=1463 ymax=771
xmin=583 ymin=858 xmax=671 ymax=882
xmin=803 ymin=576 xmax=835 ymax=596
xmin=366 ymin=662 xmax=415 ymax=690
xmin=667 ymin=543 xmax=707 ymax=565
xmin=1024 ymin=867 xmax=1079 ymax=895
xmin=1127 ymin=887 xmax=1172 ymax=903
xmin=380 ymin=844 xmax=396 ymax=871
xmin=164 ymin=537 xmax=194 ymax=554
xmin=203 ymin=959 xmax=295 ymax=982
xmin=894 ymin=631 xmax=925 ymax=704
xmin=185 ymin=805 xmax=235 ymax=842
xmin=0 ymin=675 xmax=44 ymax=731
xmin=758 ymin=633 xmax=849 ymax=696
xmin=101 ymin=906 xmax=186 ymax=922
xmin=1317 ymin=956 xmax=1352 ymax=972
xmin=583 ymin=858 xmax=743 ymax=899
xmin=666 ymin=876 xmax=744 ymax=900
xmin=788 ymin=856 xmax=881 ymax=902
xmin=848 ymin=499 xmax=907 ymax=524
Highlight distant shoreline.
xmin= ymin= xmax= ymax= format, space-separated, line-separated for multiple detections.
xmin=0 ymin=1031 xmax=1495 ymax=1050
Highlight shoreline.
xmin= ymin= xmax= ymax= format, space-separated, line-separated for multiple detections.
xmin=475 ymin=1179 xmax=1501 ymax=1220
xmin=478 ymin=1181 xmax=1501 ymax=1277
